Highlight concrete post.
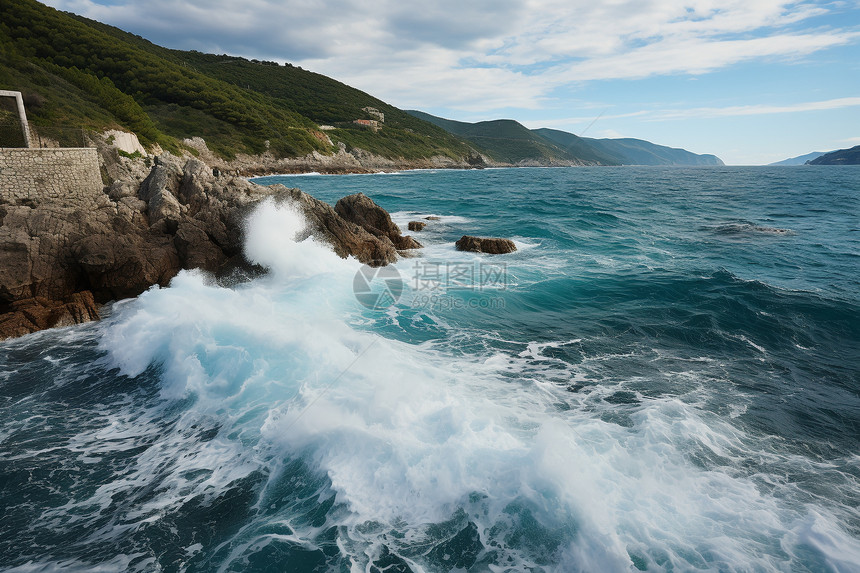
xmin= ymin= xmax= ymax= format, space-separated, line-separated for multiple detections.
xmin=0 ymin=90 xmax=32 ymax=148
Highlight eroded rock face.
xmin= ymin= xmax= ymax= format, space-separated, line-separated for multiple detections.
xmin=455 ymin=235 xmax=517 ymax=254
xmin=276 ymin=187 xmax=398 ymax=266
xmin=0 ymin=291 xmax=99 ymax=339
xmin=138 ymin=155 xmax=184 ymax=232
xmin=335 ymin=193 xmax=422 ymax=251
xmin=0 ymin=153 xmax=414 ymax=338
xmin=72 ymin=232 xmax=181 ymax=301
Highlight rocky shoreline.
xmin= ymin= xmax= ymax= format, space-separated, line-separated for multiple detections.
xmin=0 ymin=142 xmax=426 ymax=340
xmin=181 ymin=137 xmax=491 ymax=177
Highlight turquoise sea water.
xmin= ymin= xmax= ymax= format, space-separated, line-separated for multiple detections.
xmin=1 ymin=166 xmax=859 ymax=572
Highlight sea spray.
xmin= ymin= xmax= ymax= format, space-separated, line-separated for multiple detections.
xmin=95 ymin=200 xmax=860 ymax=570
xmin=3 ymin=168 xmax=859 ymax=571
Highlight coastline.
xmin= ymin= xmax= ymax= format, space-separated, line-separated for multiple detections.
xmin=0 ymin=131 xmax=667 ymax=341
xmin=0 ymin=139 xmax=437 ymax=340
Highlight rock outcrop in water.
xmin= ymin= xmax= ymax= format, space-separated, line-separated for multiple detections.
xmin=455 ymin=235 xmax=517 ymax=254
xmin=282 ymin=188 xmax=399 ymax=266
xmin=335 ymin=193 xmax=422 ymax=251
xmin=0 ymin=153 xmax=408 ymax=339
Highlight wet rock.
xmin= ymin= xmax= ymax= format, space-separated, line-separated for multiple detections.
xmin=455 ymin=235 xmax=517 ymax=254
xmin=0 ymin=291 xmax=99 ymax=339
xmin=335 ymin=193 xmax=422 ymax=250
xmin=1 ymin=152 xmax=416 ymax=339
xmin=277 ymin=187 xmax=398 ymax=266
xmin=408 ymin=221 xmax=426 ymax=232
xmin=72 ymin=232 xmax=180 ymax=301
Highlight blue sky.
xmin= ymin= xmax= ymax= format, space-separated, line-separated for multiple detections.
xmin=42 ymin=0 xmax=860 ymax=164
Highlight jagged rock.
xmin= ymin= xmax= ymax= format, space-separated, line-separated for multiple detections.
xmin=275 ymin=186 xmax=398 ymax=266
xmin=65 ymin=291 xmax=101 ymax=324
xmin=179 ymin=158 xmax=214 ymax=211
xmin=1 ymin=151 xmax=415 ymax=339
xmin=72 ymin=233 xmax=180 ymax=301
xmin=107 ymin=180 xmax=139 ymax=200
xmin=408 ymin=221 xmax=426 ymax=232
xmin=175 ymin=219 xmax=227 ymax=271
xmin=138 ymin=153 xmax=183 ymax=232
xmin=0 ymin=291 xmax=99 ymax=339
xmin=335 ymin=193 xmax=422 ymax=250
xmin=0 ymin=206 xmax=112 ymax=303
xmin=0 ymin=225 xmax=35 ymax=302
xmin=455 ymin=235 xmax=517 ymax=254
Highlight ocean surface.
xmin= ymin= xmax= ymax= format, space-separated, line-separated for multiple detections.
xmin=1 ymin=166 xmax=859 ymax=572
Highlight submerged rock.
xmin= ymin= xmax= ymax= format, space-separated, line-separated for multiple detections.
xmin=455 ymin=235 xmax=517 ymax=254
xmin=408 ymin=221 xmax=426 ymax=232
xmin=335 ymin=193 xmax=422 ymax=250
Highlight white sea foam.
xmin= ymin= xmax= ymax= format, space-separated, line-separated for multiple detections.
xmin=388 ymin=211 xmax=473 ymax=230
xmin=85 ymin=199 xmax=860 ymax=571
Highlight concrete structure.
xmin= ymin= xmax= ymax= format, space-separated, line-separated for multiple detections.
xmin=0 ymin=148 xmax=103 ymax=207
xmin=0 ymin=90 xmax=32 ymax=148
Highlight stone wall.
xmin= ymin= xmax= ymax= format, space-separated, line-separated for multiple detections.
xmin=0 ymin=148 xmax=103 ymax=208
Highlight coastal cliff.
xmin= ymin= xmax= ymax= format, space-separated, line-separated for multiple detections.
xmin=807 ymin=145 xmax=860 ymax=165
xmin=0 ymin=145 xmax=419 ymax=339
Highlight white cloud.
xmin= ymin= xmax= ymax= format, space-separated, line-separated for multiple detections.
xmin=521 ymin=96 xmax=860 ymax=135
xmin=650 ymin=96 xmax=860 ymax=119
xmin=39 ymin=0 xmax=860 ymax=112
xmin=544 ymin=32 xmax=859 ymax=82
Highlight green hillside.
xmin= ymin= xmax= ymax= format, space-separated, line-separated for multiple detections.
xmin=530 ymin=128 xmax=619 ymax=165
xmin=408 ymin=110 xmax=723 ymax=166
xmin=769 ymin=151 xmax=829 ymax=166
xmin=807 ymin=145 xmax=860 ymax=165
xmin=580 ymin=137 xmax=724 ymax=166
xmin=0 ymin=0 xmax=471 ymax=160
xmin=407 ymin=110 xmax=611 ymax=165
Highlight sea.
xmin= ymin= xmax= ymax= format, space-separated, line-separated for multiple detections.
xmin=1 ymin=166 xmax=859 ymax=572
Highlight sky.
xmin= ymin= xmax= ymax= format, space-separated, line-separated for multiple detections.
xmin=41 ymin=0 xmax=860 ymax=164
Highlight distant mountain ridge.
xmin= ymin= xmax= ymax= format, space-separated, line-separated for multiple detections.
xmin=410 ymin=111 xmax=724 ymax=166
xmin=807 ymin=146 xmax=860 ymax=165
xmin=406 ymin=111 xmax=613 ymax=165
xmin=579 ymin=136 xmax=724 ymax=166
xmin=769 ymin=151 xmax=829 ymax=166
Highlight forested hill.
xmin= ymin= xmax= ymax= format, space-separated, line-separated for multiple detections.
xmin=0 ymin=0 xmax=471 ymax=160
xmin=410 ymin=111 xmax=724 ymax=166
xmin=576 ymin=136 xmax=724 ymax=166
xmin=407 ymin=110 xmax=617 ymax=165
xmin=807 ymin=145 xmax=860 ymax=165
